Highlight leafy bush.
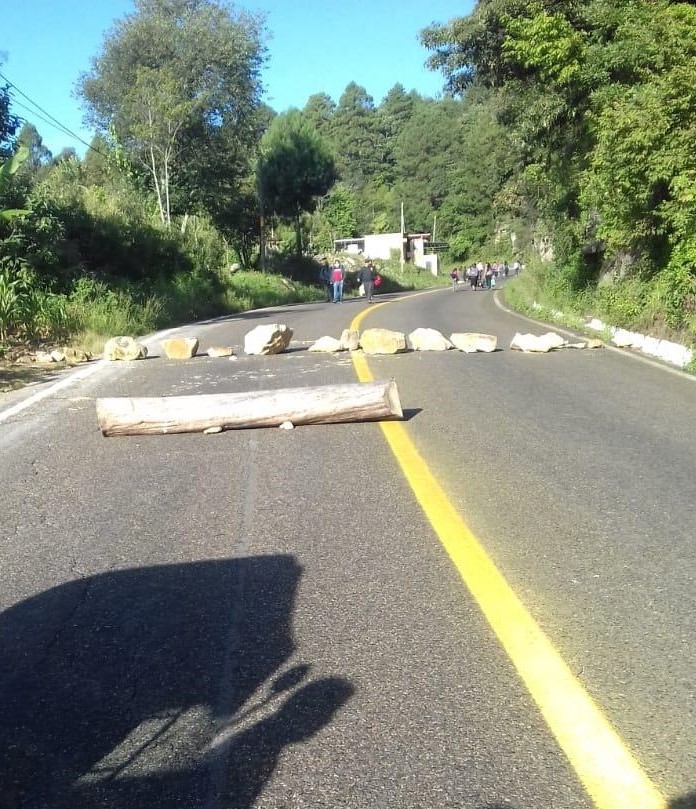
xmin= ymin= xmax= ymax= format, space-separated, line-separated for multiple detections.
xmin=0 ymin=255 xmax=37 ymax=340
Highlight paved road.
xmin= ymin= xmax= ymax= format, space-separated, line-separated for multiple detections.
xmin=0 ymin=287 xmax=694 ymax=809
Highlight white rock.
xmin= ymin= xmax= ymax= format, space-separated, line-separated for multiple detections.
xmin=642 ymin=336 xmax=662 ymax=357
xmin=587 ymin=318 xmax=605 ymax=331
xmin=34 ymin=351 xmax=55 ymax=363
xmin=408 ymin=328 xmax=453 ymax=351
xmin=340 ymin=329 xmax=360 ymax=351
xmin=450 ymin=333 xmax=497 ymax=353
xmin=244 ymin=323 xmax=293 ymax=355
xmin=611 ymin=329 xmax=634 ymax=348
xmin=279 ymin=421 xmax=295 ymax=430
xmin=309 ymin=336 xmax=344 ymax=353
xmin=656 ymin=340 xmax=692 ymax=367
xmin=207 ymin=346 xmax=235 ymax=358
xmin=510 ymin=332 xmax=567 ymax=352
xmin=203 ymin=426 xmax=223 ymax=434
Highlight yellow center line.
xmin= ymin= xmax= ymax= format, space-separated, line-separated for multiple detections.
xmin=349 ymin=297 xmax=666 ymax=809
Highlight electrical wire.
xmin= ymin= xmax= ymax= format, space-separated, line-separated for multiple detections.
xmin=0 ymin=70 xmax=106 ymax=156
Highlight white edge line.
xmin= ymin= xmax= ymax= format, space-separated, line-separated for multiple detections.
xmin=0 ymin=360 xmax=107 ymax=425
xmin=493 ymin=290 xmax=696 ymax=384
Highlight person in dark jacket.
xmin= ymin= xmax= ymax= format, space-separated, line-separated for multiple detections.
xmin=318 ymin=260 xmax=332 ymax=301
xmin=357 ymin=260 xmax=377 ymax=303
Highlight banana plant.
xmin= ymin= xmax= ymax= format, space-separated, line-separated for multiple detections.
xmin=0 ymin=145 xmax=29 ymax=221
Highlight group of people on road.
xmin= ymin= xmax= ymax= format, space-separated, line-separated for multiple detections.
xmin=318 ymin=259 xmax=382 ymax=304
xmin=450 ymin=259 xmax=522 ymax=291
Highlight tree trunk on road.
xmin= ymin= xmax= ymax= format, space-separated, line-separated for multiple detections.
xmin=96 ymin=379 xmax=403 ymax=436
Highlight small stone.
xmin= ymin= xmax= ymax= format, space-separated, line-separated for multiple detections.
xmin=207 ymin=346 xmax=235 ymax=358
xmin=62 ymin=347 xmax=92 ymax=364
xmin=279 ymin=421 xmax=295 ymax=430
xmin=203 ymin=426 xmax=223 ymax=434
xmin=309 ymin=336 xmax=344 ymax=352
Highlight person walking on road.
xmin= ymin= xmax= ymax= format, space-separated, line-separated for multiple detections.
xmin=331 ymin=262 xmax=345 ymax=303
xmin=319 ymin=260 xmax=332 ymax=301
xmin=358 ymin=260 xmax=377 ymax=303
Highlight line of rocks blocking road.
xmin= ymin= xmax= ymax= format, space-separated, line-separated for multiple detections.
xmin=103 ymin=323 xmax=604 ymax=362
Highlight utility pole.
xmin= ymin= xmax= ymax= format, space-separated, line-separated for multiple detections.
xmin=400 ymin=201 xmax=405 ymax=273
xmin=259 ymin=189 xmax=267 ymax=272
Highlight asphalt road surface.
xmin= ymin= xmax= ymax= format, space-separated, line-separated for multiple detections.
xmin=1 ymin=284 xmax=695 ymax=809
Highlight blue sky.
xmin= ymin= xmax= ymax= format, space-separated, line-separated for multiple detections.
xmin=2 ymin=0 xmax=472 ymax=157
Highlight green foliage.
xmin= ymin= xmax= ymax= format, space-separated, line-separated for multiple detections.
xmin=257 ymin=111 xmax=337 ymax=218
xmin=0 ymin=255 xmax=36 ymax=340
xmin=421 ymin=0 xmax=696 ymax=347
xmin=0 ymin=75 xmax=20 ymax=158
xmin=79 ymin=0 xmax=266 ymax=227
xmin=257 ymin=110 xmax=337 ymax=256
xmin=322 ymin=184 xmax=358 ymax=239
xmin=0 ymin=145 xmax=30 ymax=221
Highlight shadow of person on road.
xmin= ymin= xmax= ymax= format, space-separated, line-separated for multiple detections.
xmin=215 ymin=676 xmax=353 ymax=808
xmin=671 ymin=794 xmax=696 ymax=809
xmin=0 ymin=556 xmax=352 ymax=809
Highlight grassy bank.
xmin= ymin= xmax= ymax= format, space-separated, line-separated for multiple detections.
xmin=502 ymin=261 xmax=696 ymax=372
xmin=0 ymin=260 xmax=447 ymax=360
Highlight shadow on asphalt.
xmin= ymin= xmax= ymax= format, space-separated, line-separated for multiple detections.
xmin=672 ymin=794 xmax=696 ymax=808
xmin=0 ymin=557 xmax=353 ymax=808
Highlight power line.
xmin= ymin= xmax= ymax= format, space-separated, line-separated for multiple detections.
xmin=12 ymin=102 xmax=78 ymax=147
xmin=0 ymin=70 xmax=103 ymax=156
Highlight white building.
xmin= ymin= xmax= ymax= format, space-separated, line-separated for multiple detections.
xmin=334 ymin=232 xmax=439 ymax=275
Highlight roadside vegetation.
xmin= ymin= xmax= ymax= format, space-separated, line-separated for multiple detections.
xmin=1 ymin=0 xmax=694 ymax=366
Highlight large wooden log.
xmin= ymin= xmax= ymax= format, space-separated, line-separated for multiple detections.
xmin=96 ymin=378 xmax=403 ymax=436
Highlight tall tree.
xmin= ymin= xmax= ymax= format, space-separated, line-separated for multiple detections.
xmin=256 ymin=110 xmax=337 ymax=258
xmin=329 ymin=83 xmax=381 ymax=190
xmin=78 ymin=0 xmax=266 ymax=228
xmin=392 ymin=97 xmax=465 ymax=234
xmin=302 ymin=93 xmax=335 ymax=136
xmin=17 ymin=123 xmax=52 ymax=172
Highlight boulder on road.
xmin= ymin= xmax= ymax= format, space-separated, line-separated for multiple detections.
xmin=103 ymin=336 xmax=148 ymax=361
xmin=244 ymin=323 xmax=293 ymax=355
xmin=162 ymin=337 xmax=199 ymax=359
xmin=340 ymin=329 xmax=360 ymax=351
xmin=450 ymin=333 xmax=497 ymax=353
xmin=408 ymin=328 xmax=452 ymax=351
xmin=510 ymin=332 xmax=567 ymax=353
xmin=359 ymin=328 xmax=407 ymax=355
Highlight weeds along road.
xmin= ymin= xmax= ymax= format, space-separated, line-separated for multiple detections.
xmin=0 ymin=286 xmax=695 ymax=809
